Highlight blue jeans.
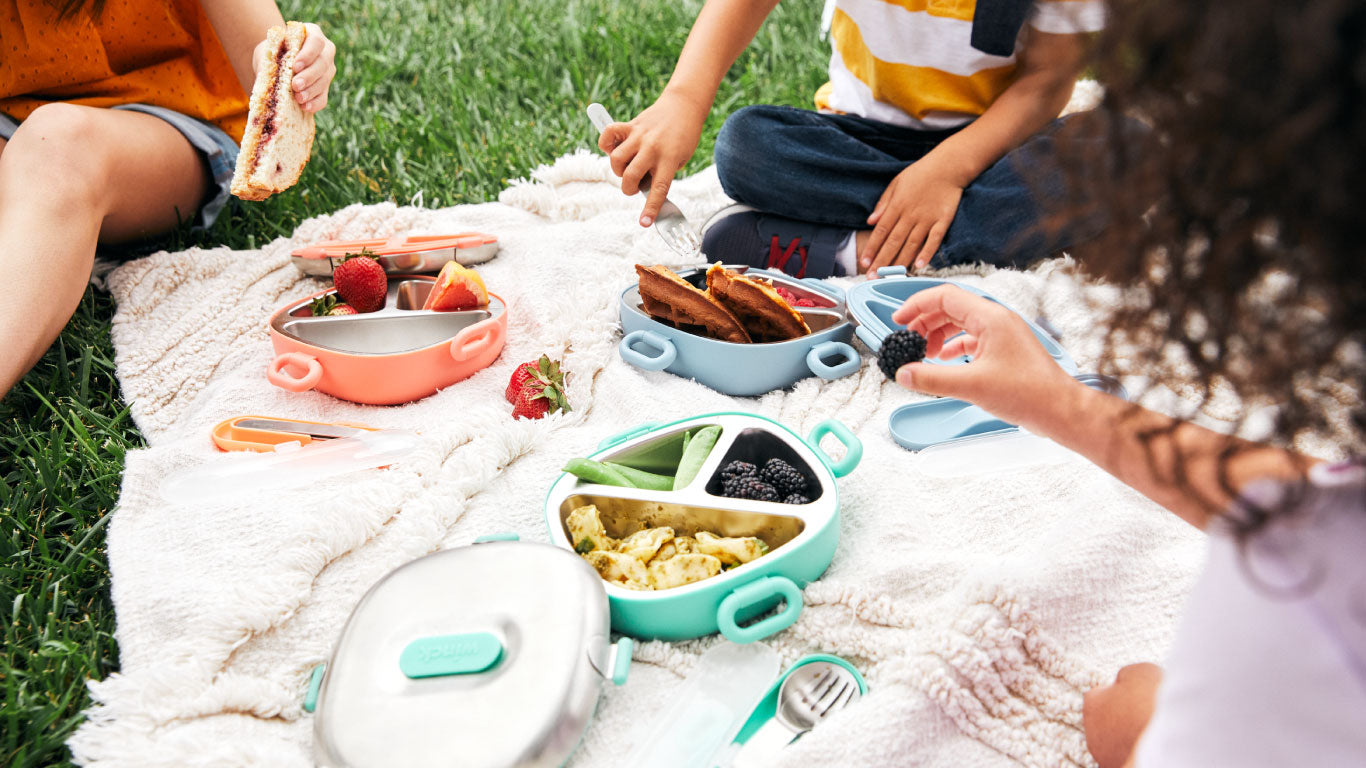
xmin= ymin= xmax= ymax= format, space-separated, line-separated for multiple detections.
xmin=713 ymin=105 xmax=1104 ymax=269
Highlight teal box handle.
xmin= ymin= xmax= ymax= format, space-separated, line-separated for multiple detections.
xmin=303 ymin=663 xmax=325 ymax=713
xmin=805 ymin=341 xmax=861 ymax=380
xmin=597 ymin=421 xmax=664 ymax=451
xmin=716 ymin=576 xmax=804 ymax=644
xmin=808 ymin=419 xmax=862 ymax=477
xmin=612 ymin=637 xmax=632 ymax=686
xmin=619 ymin=330 xmax=677 ymax=372
xmin=474 ymin=532 xmax=519 ymax=543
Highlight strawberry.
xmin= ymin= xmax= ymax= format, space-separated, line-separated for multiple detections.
xmin=505 ymin=360 xmax=540 ymax=403
xmin=508 ymin=355 xmax=570 ymax=419
xmin=793 ymin=298 xmax=817 ymax=307
xmin=328 ymin=303 xmax=358 ymax=315
xmin=332 ymin=249 xmax=387 ymax=313
xmin=308 ymin=294 xmax=340 ymax=316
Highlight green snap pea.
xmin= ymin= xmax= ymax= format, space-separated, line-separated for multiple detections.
xmin=563 ymin=458 xmax=633 ymax=487
xmin=673 ymin=425 xmax=722 ymax=490
xmin=603 ymin=462 xmax=674 ymax=491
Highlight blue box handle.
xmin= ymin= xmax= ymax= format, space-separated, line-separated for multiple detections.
xmin=717 ymin=576 xmax=804 ymax=644
xmin=808 ymin=419 xmax=862 ymax=478
xmin=805 ymin=341 xmax=861 ymax=380
xmin=619 ymin=330 xmax=677 ymax=371
xmin=876 ymin=266 xmax=908 ymax=278
xmin=854 ymin=324 xmax=885 ymax=352
xmin=597 ymin=421 xmax=664 ymax=450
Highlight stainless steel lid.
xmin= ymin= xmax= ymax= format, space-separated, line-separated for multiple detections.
xmin=312 ymin=541 xmax=628 ymax=768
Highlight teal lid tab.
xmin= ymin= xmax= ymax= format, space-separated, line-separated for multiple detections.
xmin=400 ymin=632 xmax=504 ymax=679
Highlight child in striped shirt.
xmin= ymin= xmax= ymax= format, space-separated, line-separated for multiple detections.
xmin=597 ymin=0 xmax=1106 ymax=278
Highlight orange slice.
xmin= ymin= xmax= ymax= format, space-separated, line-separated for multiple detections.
xmin=424 ymin=262 xmax=489 ymax=311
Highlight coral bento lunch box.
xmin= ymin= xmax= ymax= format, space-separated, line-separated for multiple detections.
xmin=617 ymin=266 xmax=862 ymax=396
xmin=267 ymin=275 xmax=507 ymax=405
xmin=544 ymin=412 xmax=862 ymax=643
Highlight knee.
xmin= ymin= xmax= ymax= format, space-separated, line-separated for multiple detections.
xmin=2 ymin=104 xmax=108 ymax=204
xmin=715 ymin=106 xmax=784 ymax=200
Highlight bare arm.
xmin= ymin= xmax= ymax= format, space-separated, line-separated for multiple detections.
xmin=892 ymin=286 xmax=1313 ymax=530
xmin=201 ymin=1 xmax=338 ymax=113
xmin=199 ymin=0 xmax=285 ymax=94
xmin=918 ymin=29 xmax=1083 ymax=193
xmin=599 ymin=0 xmax=780 ymax=225
xmin=862 ymin=29 xmax=1087 ymax=273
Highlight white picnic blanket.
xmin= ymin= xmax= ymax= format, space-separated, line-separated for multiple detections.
xmin=70 ymin=145 xmax=1211 ymax=766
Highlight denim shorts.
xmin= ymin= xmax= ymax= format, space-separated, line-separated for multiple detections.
xmin=0 ymin=103 xmax=240 ymax=230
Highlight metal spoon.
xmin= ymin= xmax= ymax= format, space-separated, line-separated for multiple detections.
xmin=731 ymin=662 xmax=862 ymax=767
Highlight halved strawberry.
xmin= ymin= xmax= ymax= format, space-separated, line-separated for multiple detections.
xmin=424 ymin=262 xmax=488 ymax=311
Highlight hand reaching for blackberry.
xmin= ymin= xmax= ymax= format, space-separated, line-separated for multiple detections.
xmin=889 ymin=285 xmax=1082 ymax=433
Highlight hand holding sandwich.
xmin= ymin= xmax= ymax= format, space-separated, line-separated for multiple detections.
xmin=253 ymin=22 xmax=336 ymax=113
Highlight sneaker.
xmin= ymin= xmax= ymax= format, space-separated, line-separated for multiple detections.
xmin=700 ymin=204 xmax=853 ymax=279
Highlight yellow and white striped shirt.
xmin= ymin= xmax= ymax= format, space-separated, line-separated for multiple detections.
xmin=814 ymin=0 xmax=1106 ymax=129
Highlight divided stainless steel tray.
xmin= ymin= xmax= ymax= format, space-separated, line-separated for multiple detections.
xmin=272 ymin=279 xmax=504 ymax=356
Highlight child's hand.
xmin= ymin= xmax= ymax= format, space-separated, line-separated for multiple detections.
xmin=597 ymin=91 xmax=708 ymax=227
xmin=860 ymin=159 xmax=964 ymax=275
xmin=890 ymin=285 xmax=1080 ymax=431
xmin=252 ymin=23 xmax=337 ymax=114
xmin=1083 ymin=663 xmax=1163 ymax=768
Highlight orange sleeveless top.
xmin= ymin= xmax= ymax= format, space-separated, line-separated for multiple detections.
xmin=0 ymin=0 xmax=248 ymax=142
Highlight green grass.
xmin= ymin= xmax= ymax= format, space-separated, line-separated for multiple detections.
xmin=0 ymin=0 xmax=826 ymax=764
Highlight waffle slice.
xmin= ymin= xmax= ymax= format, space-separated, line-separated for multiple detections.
xmin=705 ymin=263 xmax=810 ymax=342
xmin=231 ymin=22 xmax=315 ymax=201
xmin=636 ymin=265 xmax=751 ymax=344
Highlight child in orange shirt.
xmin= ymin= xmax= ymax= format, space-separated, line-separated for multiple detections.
xmin=0 ymin=0 xmax=338 ymax=397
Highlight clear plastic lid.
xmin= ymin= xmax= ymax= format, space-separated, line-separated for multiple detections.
xmin=160 ymin=429 xmax=419 ymax=506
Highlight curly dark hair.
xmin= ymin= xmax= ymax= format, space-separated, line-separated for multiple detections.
xmin=1056 ymin=0 xmax=1366 ymax=527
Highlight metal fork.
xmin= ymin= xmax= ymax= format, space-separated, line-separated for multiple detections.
xmin=587 ymin=103 xmax=703 ymax=259
xmin=731 ymin=661 xmax=862 ymax=767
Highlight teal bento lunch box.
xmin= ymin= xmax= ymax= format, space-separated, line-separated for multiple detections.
xmin=544 ymin=412 xmax=862 ymax=643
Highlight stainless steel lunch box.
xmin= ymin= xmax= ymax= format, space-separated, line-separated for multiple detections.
xmin=305 ymin=540 xmax=631 ymax=768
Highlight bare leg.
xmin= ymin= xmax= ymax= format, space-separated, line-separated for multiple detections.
xmin=0 ymin=104 xmax=209 ymax=396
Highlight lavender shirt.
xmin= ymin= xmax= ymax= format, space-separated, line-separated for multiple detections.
xmin=1136 ymin=461 xmax=1366 ymax=766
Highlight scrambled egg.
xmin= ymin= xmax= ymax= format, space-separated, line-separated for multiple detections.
xmin=568 ymin=505 xmax=770 ymax=591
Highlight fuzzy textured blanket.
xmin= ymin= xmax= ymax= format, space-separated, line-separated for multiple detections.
xmin=69 ymin=147 xmax=1207 ymax=767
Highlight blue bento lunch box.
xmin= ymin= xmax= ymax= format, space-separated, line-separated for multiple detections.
xmin=544 ymin=412 xmax=862 ymax=643
xmin=845 ymin=266 xmax=1126 ymax=453
xmin=618 ymin=266 xmax=862 ymax=396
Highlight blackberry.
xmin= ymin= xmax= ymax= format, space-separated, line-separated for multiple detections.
xmin=726 ymin=477 xmax=780 ymax=502
xmin=783 ymin=493 xmax=810 ymax=505
xmin=720 ymin=460 xmax=758 ymax=483
xmin=760 ymin=458 xmax=808 ymax=497
xmin=877 ymin=330 xmax=927 ymax=380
